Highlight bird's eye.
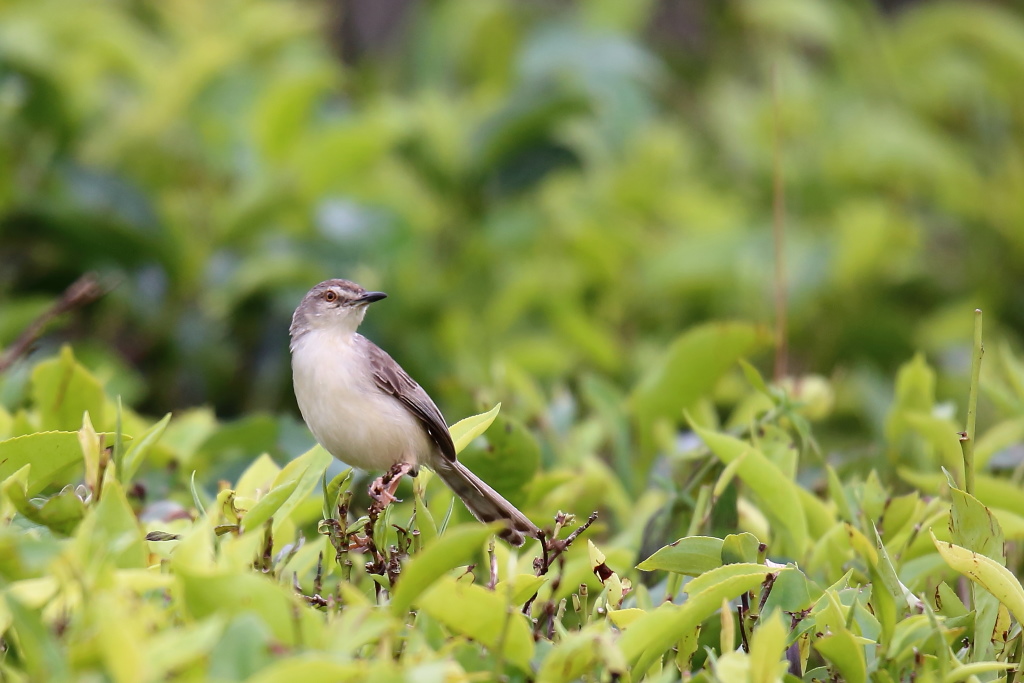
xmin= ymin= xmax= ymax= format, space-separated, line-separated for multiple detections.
xmin=324 ymin=290 xmax=339 ymax=303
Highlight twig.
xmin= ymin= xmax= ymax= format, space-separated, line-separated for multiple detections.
xmin=313 ymin=551 xmax=324 ymax=596
xmin=487 ymin=539 xmax=498 ymax=590
xmin=737 ymin=601 xmax=750 ymax=653
xmin=256 ymin=521 xmax=274 ymax=573
xmin=959 ymin=309 xmax=984 ymax=496
xmin=533 ymin=512 xmax=599 ymax=577
xmin=0 ymin=273 xmax=105 ymax=373
xmin=524 ymin=512 xmax=599 ymax=617
xmin=771 ymin=65 xmax=788 ymax=383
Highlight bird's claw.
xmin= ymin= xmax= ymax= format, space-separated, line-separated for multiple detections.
xmin=368 ymin=462 xmax=415 ymax=505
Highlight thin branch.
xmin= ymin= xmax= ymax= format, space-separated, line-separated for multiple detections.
xmin=0 ymin=273 xmax=105 ymax=373
xmin=523 ymin=512 xmax=599 ymax=617
xmin=960 ymin=308 xmax=984 ymax=496
xmin=771 ymin=65 xmax=788 ymax=383
xmin=533 ymin=512 xmax=599 ymax=577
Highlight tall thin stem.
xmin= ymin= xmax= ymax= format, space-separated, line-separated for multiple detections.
xmin=960 ymin=309 xmax=984 ymax=496
xmin=771 ymin=66 xmax=788 ymax=383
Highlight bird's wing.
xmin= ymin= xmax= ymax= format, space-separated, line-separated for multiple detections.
xmin=360 ymin=335 xmax=457 ymax=462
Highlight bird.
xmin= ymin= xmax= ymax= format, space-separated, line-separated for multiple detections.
xmin=289 ymin=278 xmax=540 ymax=546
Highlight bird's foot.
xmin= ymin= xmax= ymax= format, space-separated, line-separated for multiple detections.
xmin=368 ymin=462 xmax=415 ymax=505
xmin=347 ymin=535 xmax=371 ymax=552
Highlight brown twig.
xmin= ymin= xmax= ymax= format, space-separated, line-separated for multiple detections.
xmin=534 ymin=511 xmax=599 ymax=576
xmin=738 ymin=600 xmax=750 ymax=653
xmin=771 ymin=65 xmax=788 ymax=383
xmin=0 ymin=273 xmax=105 ymax=373
xmin=523 ymin=511 xmax=599 ymax=617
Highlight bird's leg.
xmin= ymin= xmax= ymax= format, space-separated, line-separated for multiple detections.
xmin=368 ymin=462 xmax=415 ymax=505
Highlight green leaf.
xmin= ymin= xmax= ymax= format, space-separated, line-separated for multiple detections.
xmin=267 ymin=445 xmax=333 ymax=529
xmin=885 ymin=354 xmax=936 ymax=465
xmin=495 ymin=574 xmax=548 ymax=604
xmin=190 ymin=471 xmax=207 ymax=517
xmin=761 ymin=567 xmax=818 ymax=617
xmin=902 ymin=412 xmax=963 ymax=474
xmin=120 ymin=413 xmax=171 ymax=483
xmin=619 ymin=570 xmax=770 ymax=678
xmin=738 ymin=358 xmax=772 ymax=397
xmin=950 ymin=488 xmax=1005 ymax=561
xmin=0 ymin=431 xmax=83 ymax=497
xmin=145 ymin=616 xmax=226 ymax=681
xmin=73 ymin=479 xmax=147 ymax=569
xmin=234 ymin=453 xmax=282 ymax=500
xmin=322 ymin=467 xmax=353 ymax=520
xmin=943 ymin=662 xmax=1016 ymax=682
xmin=748 ymin=611 xmax=789 ymax=683
xmin=934 ymin=581 xmax=967 ymax=618
xmin=950 ymin=485 xmax=1004 ymax=663
xmin=814 ymin=629 xmax=867 ymax=683
xmin=685 ymin=562 xmax=771 ymax=597
xmin=244 ymin=657 xmax=363 ymax=683
xmin=636 ymin=536 xmax=724 ymax=575
xmin=721 ymin=532 xmax=762 ymax=565
xmin=240 ymin=477 xmax=300 ymax=532
xmin=177 ymin=570 xmax=321 ymax=647
xmin=874 ymin=524 xmax=921 ymax=609
xmin=458 ymin=414 xmax=539 ymax=506
xmin=448 ymin=403 xmax=501 ymax=455
xmin=390 ymin=524 xmax=496 ymax=615
xmin=207 ymin=614 xmax=272 ymax=681
xmin=693 ymin=425 xmax=809 ymax=556
xmin=537 ymin=624 xmax=623 ymax=683
xmin=631 ymin=322 xmax=770 ymax=434
xmin=31 ymin=346 xmax=107 ymax=431
xmin=4 ymin=594 xmax=69 ymax=681
xmin=4 ymin=477 xmax=86 ymax=536
xmin=419 ymin=575 xmax=535 ymax=671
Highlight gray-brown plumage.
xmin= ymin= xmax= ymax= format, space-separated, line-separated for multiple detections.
xmin=290 ymin=278 xmax=540 ymax=545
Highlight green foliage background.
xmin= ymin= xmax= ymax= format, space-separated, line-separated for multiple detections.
xmin=3 ymin=0 xmax=1024 ymax=681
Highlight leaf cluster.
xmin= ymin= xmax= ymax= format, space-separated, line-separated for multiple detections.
xmin=2 ymin=335 xmax=1024 ymax=681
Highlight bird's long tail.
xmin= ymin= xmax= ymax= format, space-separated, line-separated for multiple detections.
xmin=432 ymin=459 xmax=540 ymax=546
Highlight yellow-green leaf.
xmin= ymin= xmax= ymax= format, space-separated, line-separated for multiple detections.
xmin=749 ymin=610 xmax=789 ymax=683
xmin=694 ymin=425 xmax=809 ymax=555
xmin=390 ymin=524 xmax=496 ymax=615
xmin=419 ymin=575 xmax=534 ymax=671
xmin=240 ymin=477 xmax=300 ymax=533
xmin=620 ymin=570 xmax=769 ymax=677
xmin=448 ymin=403 xmax=501 ymax=455
xmin=931 ymin=531 xmax=1024 ymax=625
xmin=31 ymin=346 xmax=107 ymax=431
xmin=0 ymin=432 xmax=83 ymax=497
xmin=120 ymin=413 xmax=171 ymax=483
xmin=637 ymin=536 xmax=724 ymax=575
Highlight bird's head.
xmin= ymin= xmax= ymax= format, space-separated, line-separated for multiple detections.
xmin=290 ymin=279 xmax=387 ymax=340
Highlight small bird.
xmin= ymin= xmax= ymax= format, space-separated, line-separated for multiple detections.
xmin=289 ymin=279 xmax=540 ymax=546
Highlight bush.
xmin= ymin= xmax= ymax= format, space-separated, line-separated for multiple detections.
xmin=3 ymin=331 xmax=1024 ymax=680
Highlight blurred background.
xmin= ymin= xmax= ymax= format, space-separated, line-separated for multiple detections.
xmin=1 ymin=0 xmax=1023 ymax=467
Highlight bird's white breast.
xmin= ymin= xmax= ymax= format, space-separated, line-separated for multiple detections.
xmin=291 ymin=330 xmax=431 ymax=471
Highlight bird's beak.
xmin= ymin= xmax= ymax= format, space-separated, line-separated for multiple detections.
xmin=354 ymin=291 xmax=387 ymax=305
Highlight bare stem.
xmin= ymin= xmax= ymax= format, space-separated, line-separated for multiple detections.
xmin=960 ymin=308 xmax=984 ymax=496
xmin=487 ymin=539 xmax=498 ymax=590
xmin=771 ymin=65 xmax=788 ymax=383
